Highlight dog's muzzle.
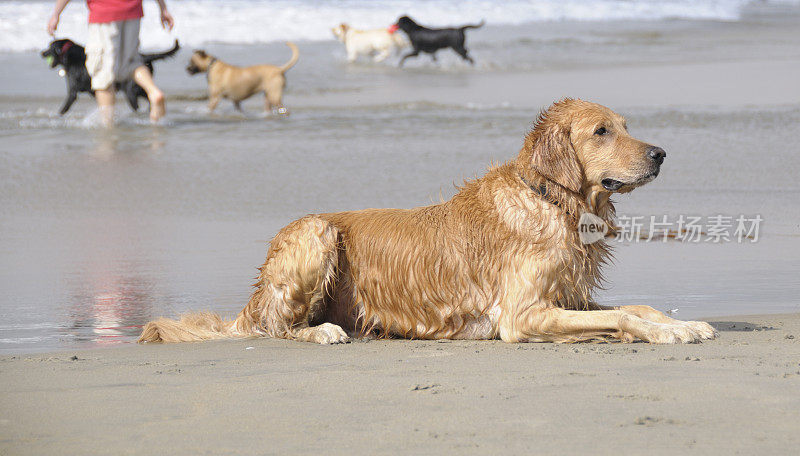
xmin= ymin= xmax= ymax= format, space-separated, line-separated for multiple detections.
xmin=41 ymin=50 xmax=57 ymax=68
xmin=601 ymin=146 xmax=666 ymax=191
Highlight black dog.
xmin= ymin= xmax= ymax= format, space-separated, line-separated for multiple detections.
xmin=394 ymin=16 xmax=484 ymax=67
xmin=41 ymin=39 xmax=179 ymax=115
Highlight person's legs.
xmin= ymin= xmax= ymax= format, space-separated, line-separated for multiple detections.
xmin=117 ymin=18 xmax=165 ymax=122
xmin=86 ymin=22 xmax=117 ymax=126
xmin=132 ymin=66 xmax=165 ymax=122
xmin=95 ymin=89 xmax=115 ymax=126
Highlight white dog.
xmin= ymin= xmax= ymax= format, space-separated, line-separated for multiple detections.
xmin=331 ymin=23 xmax=408 ymax=63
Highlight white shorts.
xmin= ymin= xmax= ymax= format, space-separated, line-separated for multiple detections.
xmin=85 ymin=19 xmax=144 ymax=91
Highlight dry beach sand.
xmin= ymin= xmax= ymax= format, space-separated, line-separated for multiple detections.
xmin=2 ymin=313 xmax=800 ymax=455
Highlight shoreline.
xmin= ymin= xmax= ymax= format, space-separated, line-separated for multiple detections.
xmin=2 ymin=312 xmax=799 ymax=454
xmin=2 ymin=305 xmax=799 ymax=356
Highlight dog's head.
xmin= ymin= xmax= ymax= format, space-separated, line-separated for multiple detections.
xmin=186 ymin=50 xmax=215 ymax=75
xmin=395 ymin=16 xmax=419 ymax=32
xmin=331 ymin=23 xmax=349 ymax=42
xmin=518 ymin=98 xmax=665 ymax=195
xmin=41 ymin=39 xmax=76 ymax=68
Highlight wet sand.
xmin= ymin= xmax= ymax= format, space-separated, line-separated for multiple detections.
xmin=2 ymin=312 xmax=799 ymax=454
xmin=2 ymin=6 xmax=800 ymax=352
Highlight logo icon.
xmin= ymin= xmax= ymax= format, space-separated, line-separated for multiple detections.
xmin=578 ymin=212 xmax=608 ymax=244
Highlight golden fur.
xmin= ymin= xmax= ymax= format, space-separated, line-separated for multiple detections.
xmin=140 ymin=99 xmax=717 ymax=345
xmin=186 ymin=42 xmax=299 ymax=114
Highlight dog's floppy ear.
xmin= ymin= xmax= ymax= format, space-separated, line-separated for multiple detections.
xmin=518 ymin=106 xmax=584 ymax=193
xmin=195 ymin=49 xmax=207 ymax=57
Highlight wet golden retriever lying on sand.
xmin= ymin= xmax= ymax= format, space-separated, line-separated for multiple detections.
xmin=140 ymin=98 xmax=717 ymax=345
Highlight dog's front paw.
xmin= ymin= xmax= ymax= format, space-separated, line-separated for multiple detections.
xmin=310 ymin=323 xmax=351 ymax=345
xmin=682 ymin=320 xmax=718 ymax=340
xmin=643 ymin=323 xmax=702 ymax=344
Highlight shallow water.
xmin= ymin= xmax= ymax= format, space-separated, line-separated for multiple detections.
xmin=1 ymin=6 xmax=799 ymax=353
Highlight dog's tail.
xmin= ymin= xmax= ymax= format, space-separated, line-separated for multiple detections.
xmin=279 ymin=42 xmax=300 ymax=73
xmin=141 ymin=39 xmax=180 ymax=64
xmin=460 ymin=20 xmax=485 ymax=31
xmin=138 ymin=311 xmax=254 ymax=343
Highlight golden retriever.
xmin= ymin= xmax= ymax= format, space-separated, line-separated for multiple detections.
xmin=139 ymin=98 xmax=717 ymax=345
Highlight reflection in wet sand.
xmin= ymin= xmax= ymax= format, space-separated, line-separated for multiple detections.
xmin=62 ymin=213 xmax=163 ymax=348
xmin=67 ymin=281 xmax=152 ymax=347
xmin=90 ymin=125 xmax=168 ymax=160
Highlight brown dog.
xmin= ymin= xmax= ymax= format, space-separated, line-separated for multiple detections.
xmin=140 ymin=99 xmax=717 ymax=345
xmin=186 ymin=42 xmax=299 ymax=115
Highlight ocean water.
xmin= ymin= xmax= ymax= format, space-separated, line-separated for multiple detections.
xmin=1 ymin=1 xmax=799 ymax=353
xmin=3 ymin=0 xmax=800 ymax=52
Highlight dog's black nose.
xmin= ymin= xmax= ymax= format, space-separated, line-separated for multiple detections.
xmin=648 ymin=146 xmax=666 ymax=165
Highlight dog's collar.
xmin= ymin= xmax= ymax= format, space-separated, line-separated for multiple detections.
xmin=519 ymin=174 xmax=570 ymax=215
xmin=59 ymin=41 xmax=73 ymax=58
xmin=208 ymin=57 xmax=217 ymax=67
xmin=206 ymin=57 xmax=218 ymax=81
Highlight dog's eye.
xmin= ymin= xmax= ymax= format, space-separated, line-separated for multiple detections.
xmin=594 ymin=127 xmax=607 ymax=136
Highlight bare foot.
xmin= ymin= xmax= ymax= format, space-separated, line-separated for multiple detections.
xmin=149 ymin=90 xmax=165 ymax=123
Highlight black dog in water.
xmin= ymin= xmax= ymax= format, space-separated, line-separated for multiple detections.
xmin=394 ymin=15 xmax=484 ymax=67
xmin=41 ymin=39 xmax=179 ymax=115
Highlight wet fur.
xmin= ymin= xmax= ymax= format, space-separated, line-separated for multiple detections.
xmin=40 ymin=39 xmax=179 ymax=115
xmin=140 ymin=99 xmax=717 ymax=345
xmin=395 ymin=15 xmax=484 ymax=66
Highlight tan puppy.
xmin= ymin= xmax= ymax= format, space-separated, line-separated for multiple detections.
xmin=140 ymin=99 xmax=718 ymax=346
xmin=186 ymin=42 xmax=299 ymax=115
xmin=331 ymin=23 xmax=408 ymax=63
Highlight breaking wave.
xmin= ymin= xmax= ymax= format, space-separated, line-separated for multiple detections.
xmin=2 ymin=0 xmax=797 ymax=53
